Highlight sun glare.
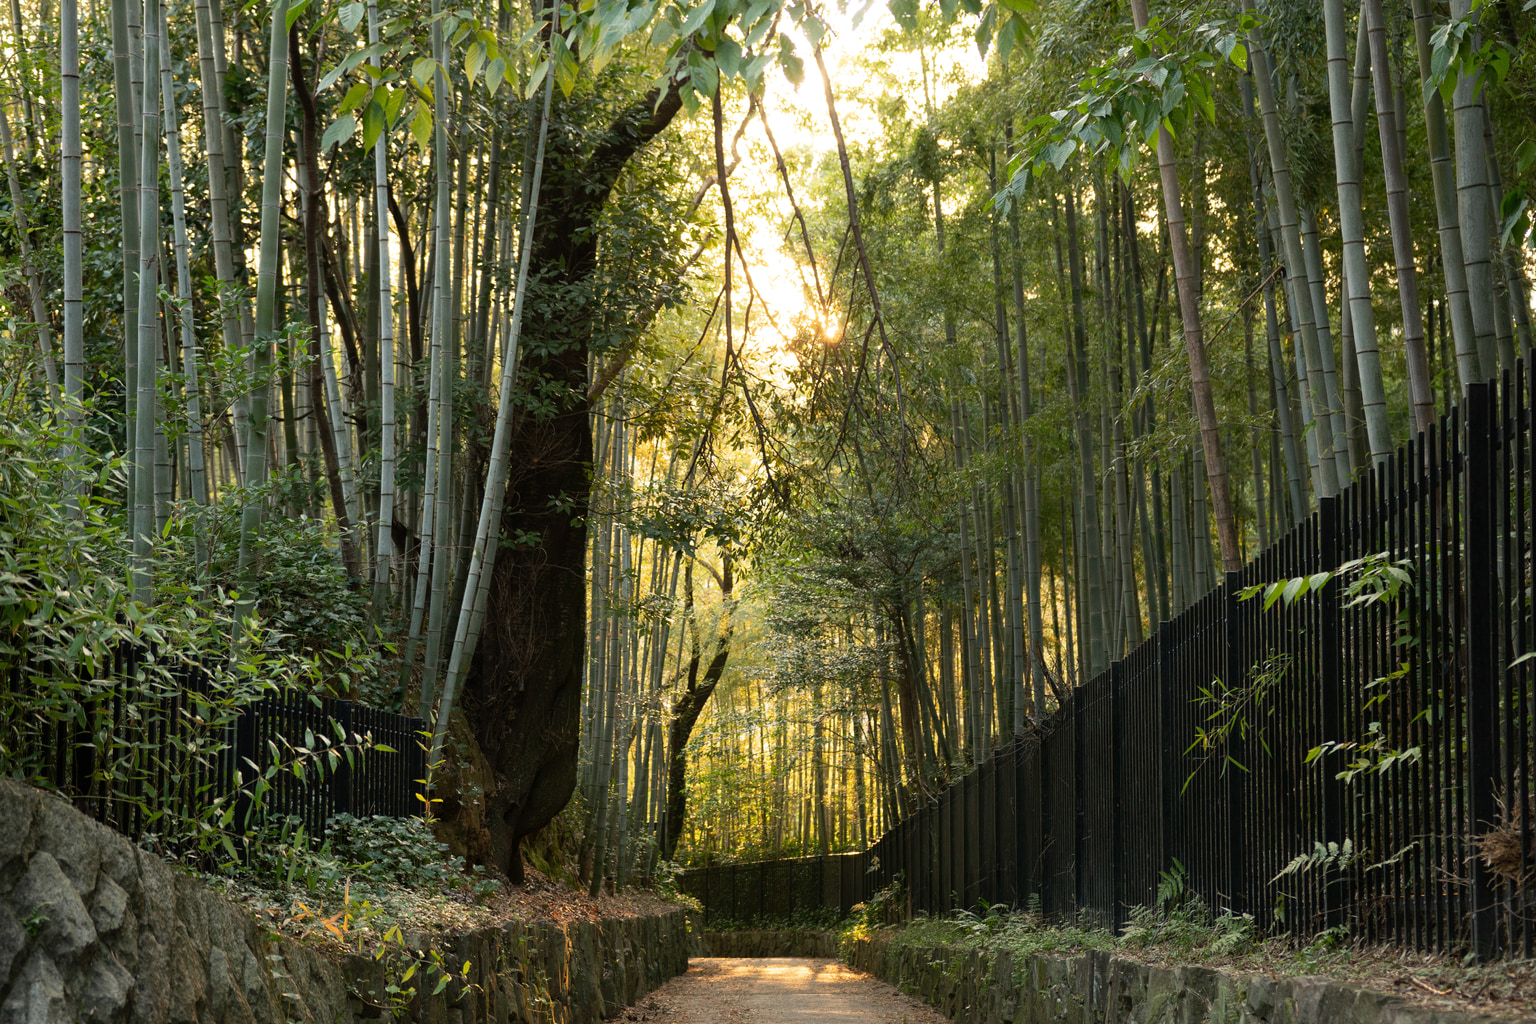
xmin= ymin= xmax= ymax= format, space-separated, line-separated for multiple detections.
xmin=717 ymin=7 xmax=988 ymax=373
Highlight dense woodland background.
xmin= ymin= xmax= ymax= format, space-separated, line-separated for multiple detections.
xmin=0 ymin=0 xmax=1532 ymax=892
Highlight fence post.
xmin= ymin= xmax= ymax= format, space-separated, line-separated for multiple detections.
xmin=1157 ymin=621 xmax=1175 ymax=882
xmin=1464 ymin=381 xmax=1500 ymax=958
xmin=1318 ymin=497 xmax=1346 ymax=928
xmin=333 ymin=699 xmax=353 ymax=818
xmin=1073 ymin=689 xmax=1085 ymax=919
xmin=1110 ymin=660 xmax=1124 ymax=932
xmin=1224 ymin=571 xmax=1247 ymax=917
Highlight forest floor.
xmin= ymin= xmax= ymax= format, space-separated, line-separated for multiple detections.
xmin=210 ymin=859 xmax=686 ymax=953
xmin=617 ymin=957 xmax=950 ymax=1024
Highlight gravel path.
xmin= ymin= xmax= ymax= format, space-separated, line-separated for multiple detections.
xmin=616 ymin=957 xmax=950 ymax=1024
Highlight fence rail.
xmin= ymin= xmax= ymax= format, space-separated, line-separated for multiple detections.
xmin=687 ymin=375 xmax=1536 ymax=960
xmin=1 ymin=641 xmax=427 ymax=847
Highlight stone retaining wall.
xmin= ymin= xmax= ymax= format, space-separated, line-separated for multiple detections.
xmin=700 ymin=930 xmax=838 ymax=958
xmin=0 ymin=779 xmax=699 ymax=1023
xmin=845 ymin=933 xmax=1511 ymax=1024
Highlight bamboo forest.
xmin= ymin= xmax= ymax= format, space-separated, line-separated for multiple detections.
xmin=1 ymin=0 xmax=1534 ymax=904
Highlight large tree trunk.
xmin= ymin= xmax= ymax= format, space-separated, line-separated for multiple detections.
xmin=466 ymin=77 xmax=687 ymax=881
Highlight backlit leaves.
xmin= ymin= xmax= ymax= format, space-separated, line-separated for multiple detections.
xmin=995 ymin=16 xmax=1251 ymax=212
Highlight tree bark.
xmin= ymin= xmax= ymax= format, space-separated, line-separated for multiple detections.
xmin=467 ymin=69 xmax=689 ymax=880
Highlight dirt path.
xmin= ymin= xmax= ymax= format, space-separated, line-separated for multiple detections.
xmin=617 ymin=957 xmax=950 ymax=1024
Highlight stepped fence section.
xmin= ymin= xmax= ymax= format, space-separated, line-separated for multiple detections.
xmin=1 ymin=640 xmax=426 ymax=845
xmin=686 ymin=377 xmax=1536 ymax=959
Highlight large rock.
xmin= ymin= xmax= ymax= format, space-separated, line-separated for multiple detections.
xmin=0 ymin=780 xmax=701 ymax=1023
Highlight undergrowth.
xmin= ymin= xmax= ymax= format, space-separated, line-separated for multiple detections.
xmin=838 ymin=863 xmax=1536 ymax=1013
xmin=209 ymin=813 xmax=503 ymax=1013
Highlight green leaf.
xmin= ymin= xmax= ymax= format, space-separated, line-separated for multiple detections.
xmin=383 ymin=85 xmax=407 ymax=126
xmin=465 ymin=40 xmax=485 ymax=83
xmin=412 ymin=56 xmax=437 ymax=90
xmin=974 ymin=6 xmax=996 ymax=57
xmin=1501 ymin=196 xmax=1531 ymax=249
xmin=284 ymin=0 xmax=311 ymax=32
xmin=1515 ymin=139 xmax=1536 ymax=174
xmin=650 ymin=16 xmax=678 ymax=47
xmin=1041 ymin=137 xmax=1077 ymax=170
xmin=1281 ymin=575 xmax=1307 ymax=605
xmin=321 ymin=113 xmax=356 ymax=151
xmin=687 ymin=48 xmax=718 ymax=95
xmin=485 ymin=57 xmax=506 ymax=96
xmin=362 ymin=99 xmax=385 ymax=150
xmin=553 ymin=49 xmax=578 ymax=96
xmin=777 ymin=35 xmax=804 ymax=85
xmin=525 ymin=59 xmax=550 ymax=99
xmin=743 ymin=52 xmax=772 ymax=91
xmin=714 ymin=36 xmax=742 ymax=79
xmin=410 ymin=100 xmax=433 ymax=149
xmin=1488 ymin=43 xmax=1510 ymax=86
xmin=678 ymin=0 xmax=715 ymax=36
xmin=338 ymin=79 xmax=370 ymax=112
xmin=1161 ymin=78 xmax=1186 ymax=118
xmin=339 ymin=1 xmax=364 ymax=32
xmin=317 ymin=48 xmax=366 ymax=93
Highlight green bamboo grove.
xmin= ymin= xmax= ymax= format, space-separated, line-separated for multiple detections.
xmin=0 ymin=0 xmax=1532 ymax=883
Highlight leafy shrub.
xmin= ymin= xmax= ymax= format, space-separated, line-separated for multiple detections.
xmin=247 ymin=813 xmax=501 ymax=900
xmin=1120 ymin=861 xmax=1255 ymax=957
xmin=157 ymin=491 xmax=396 ymax=703
xmin=0 ymin=341 xmax=392 ymax=871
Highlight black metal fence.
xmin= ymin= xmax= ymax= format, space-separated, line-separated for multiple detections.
xmin=1 ymin=640 xmax=427 ymax=846
xmin=695 ymin=376 xmax=1536 ymax=959
xmin=680 ymin=854 xmax=866 ymax=926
